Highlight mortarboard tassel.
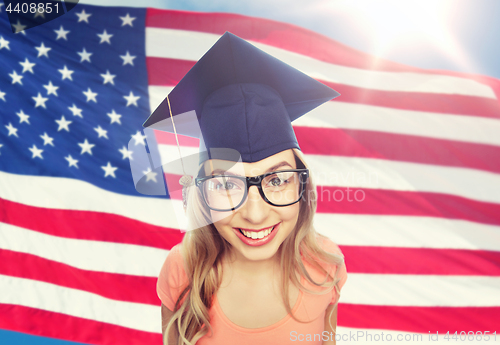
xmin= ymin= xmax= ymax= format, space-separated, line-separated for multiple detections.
xmin=166 ymin=94 xmax=192 ymax=211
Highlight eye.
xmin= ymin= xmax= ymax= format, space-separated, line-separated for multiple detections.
xmin=212 ymin=177 xmax=243 ymax=191
xmin=269 ymin=177 xmax=284 ymax=187
xmin=219 ymin=181 xmax=237 ymax=190
xmin=266 ymin=173 xmax=292 ymax=188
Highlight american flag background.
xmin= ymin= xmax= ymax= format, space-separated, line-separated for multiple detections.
xmin=1 ymin=1 xmax=500 ymax=345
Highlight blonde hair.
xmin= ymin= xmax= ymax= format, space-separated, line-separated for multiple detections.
xmin=164 ymin=149 xmax=344 ymax=345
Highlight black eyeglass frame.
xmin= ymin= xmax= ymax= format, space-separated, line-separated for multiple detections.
xmin=195 ymin=169 xmax=310 ymax=211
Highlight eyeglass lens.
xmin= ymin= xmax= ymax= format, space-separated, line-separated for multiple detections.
xmin=203 ymin=171 xmax=302 ymax=210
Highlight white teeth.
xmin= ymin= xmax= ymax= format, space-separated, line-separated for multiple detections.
xmin=240 ymin=226 xmax=275 ymax=239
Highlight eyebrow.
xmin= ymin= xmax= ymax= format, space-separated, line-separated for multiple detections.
xmin=211 ymin=161 xmax=293 ymax=176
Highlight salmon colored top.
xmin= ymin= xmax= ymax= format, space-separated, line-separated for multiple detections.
xmin=157 ymin=237 xmax=347 ymax=345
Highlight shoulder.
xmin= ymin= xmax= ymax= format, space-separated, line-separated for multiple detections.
xmin=160 ymin=243 xmax=187 ymax=278
xmin=318 ymin=234 xmax=348 ymax=293
xmin=302 ymin=234 xmax=348 ymax=291
xmin=157 ymin=243 xmax=189 ymax=310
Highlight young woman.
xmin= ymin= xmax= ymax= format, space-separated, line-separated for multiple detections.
xmin=144 ymin=32 xmax=348 ymax=345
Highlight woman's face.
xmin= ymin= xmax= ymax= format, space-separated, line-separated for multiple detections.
xmin=204 ymin=149 xmax=301 ymax=262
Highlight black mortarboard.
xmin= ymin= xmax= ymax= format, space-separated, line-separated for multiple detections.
xmin=143 ymin=32 xmax=339 ymax=164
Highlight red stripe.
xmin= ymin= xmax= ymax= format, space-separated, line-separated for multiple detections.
xmin=294 ymin=127 xmax=500 ymax=174
xmin=0 ymin=250 xmax=159 ymax=305
xmin=156 ymin=125 xmax=500 ymax=175
xmin=316 ymin=187 xmax=500 ymax=226
xmin=147 ymin=57 xmax=500 ymax=119
xmin=339 ymin=304 xmax=500 ymax=333
xmin=340 ymin=246 xmax=500 ymax=276
xmin=328 ymin=83 xmax=500 ymax=119
xmin=0 ymin=198 xmax=184 ymax=249
xmin=161 ymin=172 xmax=500 ymax=226
xmin=0 ymin=304 xmax=161 ymax=345
xmin=155 ymin=130 xmax=199 ymax=147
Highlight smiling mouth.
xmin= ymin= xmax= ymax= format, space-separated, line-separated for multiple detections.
xmin=238 ymin=225 xmax=277 ymax=240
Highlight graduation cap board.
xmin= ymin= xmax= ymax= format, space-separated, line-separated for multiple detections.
xmin=143 ymin=31 xmax=339 ymax=164
xmin=136 ymin=32 xmax=339 ymax=231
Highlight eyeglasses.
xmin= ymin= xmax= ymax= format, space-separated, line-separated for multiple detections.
xmin=195 ymin=169 xmax=309 ymax=211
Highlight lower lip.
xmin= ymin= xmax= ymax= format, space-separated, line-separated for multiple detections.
xmin=233 ymin=222 xmax=281 ymax=247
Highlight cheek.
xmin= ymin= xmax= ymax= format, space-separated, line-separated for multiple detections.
xmin=210 ymin=210 xmax=236 ymax=227
xmin=279 ymin=203 xmax=300 ymax=224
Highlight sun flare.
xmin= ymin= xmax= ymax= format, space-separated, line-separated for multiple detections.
xmin=326 ymin=0 xmax=472 ymax=69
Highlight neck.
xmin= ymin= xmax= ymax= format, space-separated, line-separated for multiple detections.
xmin=225 ymin=248 xmax=281 ymax=279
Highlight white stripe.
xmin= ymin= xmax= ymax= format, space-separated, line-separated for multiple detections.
xmin=316 ymin=215 xmax=500 ymax=252
xmin=0 ymin=170 xmax=185 ymax=230
xmin=305 ymin=154 xmax=500 ymax=204
xmin=0 ymin=222 xmax=169 ymax=276
xmin=149 ymin=86 xmax=172 ymax=113
xmin=157 ymin=144 xmax=500 ymax=204
xmin=336 ymin=327 xmax=500 ymax=345
xmin=149 ymin=86 xmax=500 ymax=147
xmin=146 ymin=28 xmax=495 ymax=98
xmin=0 ymin=275 xmax=160 ymax=333
xmin=342 ymin=274 xmax=500 ymax=307
xmin=295 ymin=101 xmax=500 ymax=147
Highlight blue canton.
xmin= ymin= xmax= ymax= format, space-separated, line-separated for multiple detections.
xmin=0 ymin=4 xmax=165 ymax=197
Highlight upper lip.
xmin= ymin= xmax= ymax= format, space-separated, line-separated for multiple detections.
xmin=236 ymin=222 xmax=279 ymax=232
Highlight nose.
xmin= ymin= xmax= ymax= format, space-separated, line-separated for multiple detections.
xmin=239 ymin=185 xmax=270 ymax=224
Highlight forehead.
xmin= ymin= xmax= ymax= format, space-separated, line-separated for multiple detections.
xmin=204 ymin=149 xmax=296 ymax=176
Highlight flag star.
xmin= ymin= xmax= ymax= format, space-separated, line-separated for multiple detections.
xmin=16 ymin=110 xmax=30 ymax=124
xmin=142 ymin=167 xmax=158 ymax=182
xmin=0 ymin=36 xmax=10 ymax=50
xmin=54 ymin=26 xmax=70 ymax=40
xmin=77 ymin=48 xmax=92 ymax=63
xmin=68 ymin=104 xmax=83 ymax=118
xmin=19 ymin=58 xmax=35 ymax=73
xmin=65 ymin=155 xmax=79 ymax=168
xmin=58 ymin=65 xmax=74 ymax=81
xmin=120 ymin=13 xmax=136 ymax=26
xmin=131 ymin=131 xmax=147 ymax=145
xmin=94 ymin=125 xmax=108 ymax=139
xmin=0 ymin=144 xmax=3 ymax=154
xmin=29 ymin=145 xmax=43 ymax=159
xmin=12 ymin=20 xmax=27 ymax=34
xmin=83 ymin=88 xmax=98 ymax=102
xmin=9 ymin=70 xmax=23 ymax=85
xmin=102 ymin=162 xmax=118 ymax=178
xmin=55 ymin=116 xmax=72 ymax=132
xmin=118 ymin=146 xmax=133 ymax=160
xmin=40 ymin=132 xmax=54 ymax=146
xmin=34 ymin=7 xmax=46 ymax=18
xmin=124 ymin=91 xmax=140 ymax=107
xmin=0 ymin=90 xmax=5 ymax=101
xmin=100 ymin=70 xmax=116 ymax=85
xmin=107 ymin=109 xmax=122 ymax=124
xmin=76 ymin=9 xmax=91 ymax=23
xmin=35 ymin=42 xmax=51 ymax=57
xmin=5 ymin=123 xmax=19 ymax=137
xmin=97 ymin=30 xmax=113 ymax=44
xmin=32 ymin=93 xmax=48 ymax=108
xmin=43 ymin=81 xmax=59 ymax=96
xmin=78 ymin=139 xmax=95 ymax=155
xmin=120 ymin=51 xmax=136 ymax=66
